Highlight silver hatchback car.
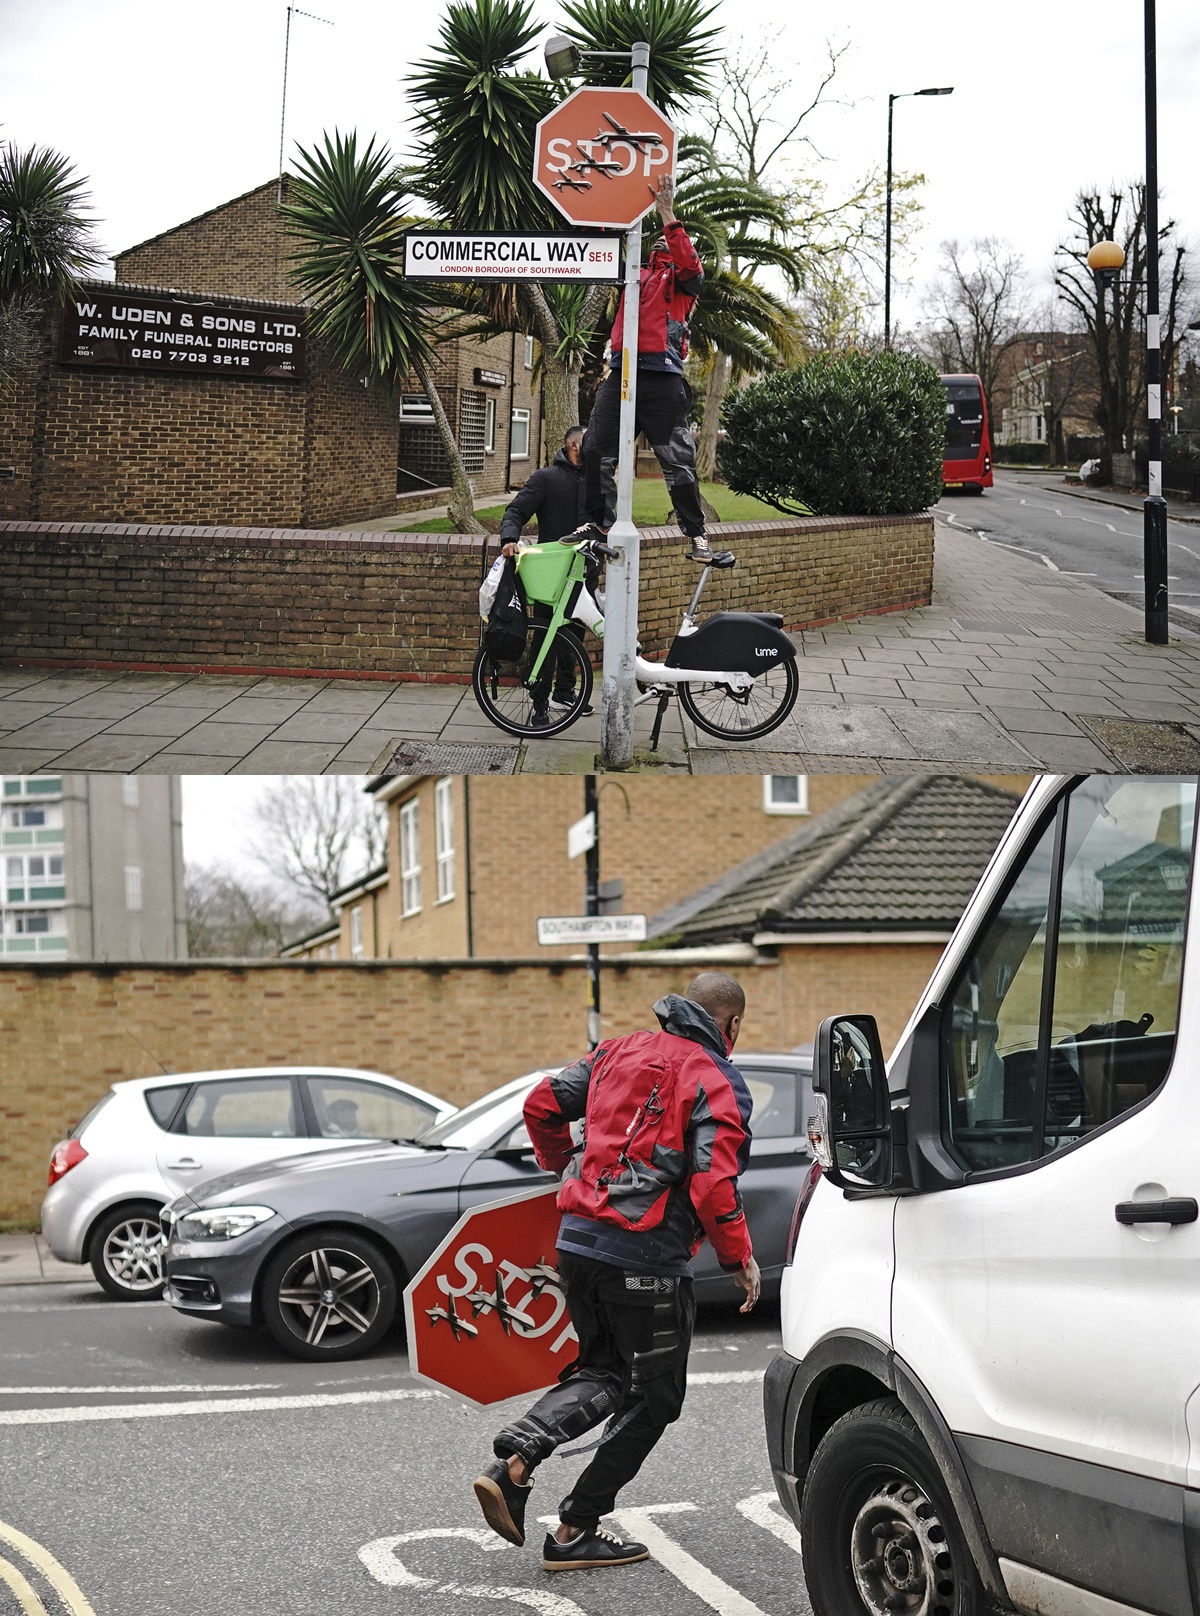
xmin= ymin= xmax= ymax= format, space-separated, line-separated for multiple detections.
xmin=41 ymin=1066 xmax=456 ymax=1300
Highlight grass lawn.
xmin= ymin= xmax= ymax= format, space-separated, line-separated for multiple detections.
xmin=396 ymin=480 xmax=784 ymax=533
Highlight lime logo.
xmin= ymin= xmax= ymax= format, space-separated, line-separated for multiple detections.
xmin=754 ymin=647 xmax=779 ymax=658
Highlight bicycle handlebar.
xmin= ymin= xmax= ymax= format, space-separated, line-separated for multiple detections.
xmin=591 ymin=542 xmax=620 ymax=560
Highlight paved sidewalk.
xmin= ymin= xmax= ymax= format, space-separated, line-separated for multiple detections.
xmin=0 ymin=1232 xmax=88 ymax=1285
xmin=5 ymin=524 xmax=1200 ymax=773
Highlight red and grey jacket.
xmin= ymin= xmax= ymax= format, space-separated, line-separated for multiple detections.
xmin=524 ymin=994 xmax=754 ymax=1272
xmin=609 ymin=220 xmax=704 ymax=376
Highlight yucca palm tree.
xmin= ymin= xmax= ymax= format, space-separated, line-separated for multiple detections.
xmin=0 ymin=141 xmax=100 ymax=382
xmin=282 ymin=130 xmax=485 ymax=533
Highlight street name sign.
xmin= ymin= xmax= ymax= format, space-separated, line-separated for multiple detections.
xmin=567 ymin=810 xmax=596 ymax=860
xmin=536 ymin=913 xmax=647 ymax=946
xmin=402 ymin=231 xmax=620 ymax=282
xmin=404 ymin=1185 xmax=575 ymax=1405
xmin=533 ymin=86 xmax=677 ymax=230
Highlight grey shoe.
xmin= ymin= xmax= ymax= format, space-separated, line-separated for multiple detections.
xmin=542 ymin=1525 xmax=649 ymax=1571
xmin=687 ymin=539 xmax=714 ymax=563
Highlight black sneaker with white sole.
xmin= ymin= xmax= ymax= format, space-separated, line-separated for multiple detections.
xmin=473 ymin=1460 xmax=532 ymax=1547
xmin=542 ymin=1526 xmax=650 ymax=1571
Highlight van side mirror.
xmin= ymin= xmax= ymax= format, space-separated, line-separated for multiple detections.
xmin=811 ymin=1014 xmax=893 ymax=1190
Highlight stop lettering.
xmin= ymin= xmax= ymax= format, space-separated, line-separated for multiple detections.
xmin=534 ymin=86 xmax=677 ymax=231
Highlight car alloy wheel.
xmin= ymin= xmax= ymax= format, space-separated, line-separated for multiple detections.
xmin=261 ymin=1231 xmax=398 ymax=1361
xmin=89 ymin=1204 xmax=167 ymax=1300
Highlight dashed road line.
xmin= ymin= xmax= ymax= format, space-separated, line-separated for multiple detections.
xmin=0 ymin=1383 xmax=281 ymax=1395
xmin=0 ymin=1521 xmax=96 ymax=1616
xmin=0 ymin=1387 xmax=443 ymax=1427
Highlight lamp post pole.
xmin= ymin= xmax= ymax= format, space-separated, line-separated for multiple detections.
xmin=599 ymin=41 xmax=651 ymax=769
xmin=1143 ymin=0 xmax=1169 ymax=645
xmin=883 ymin=88 xmax=952 ymax=351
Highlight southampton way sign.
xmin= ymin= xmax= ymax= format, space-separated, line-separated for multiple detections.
xmin=536 ymin=913 xmax=647 ymax=946
xmin=404 ymin=1185 xmax=575 ymax=1406
xmin=403 ymin=232 xmax=621 ymax=282
xmin=533 ymin=86 xmax=677 ymax=230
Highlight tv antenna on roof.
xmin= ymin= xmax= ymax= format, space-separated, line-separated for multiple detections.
xmin=278 ymin=5 xmax=334 ymax=203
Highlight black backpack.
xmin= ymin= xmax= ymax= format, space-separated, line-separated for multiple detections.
xmin=484 ymin=558 xmax=528 ymax=663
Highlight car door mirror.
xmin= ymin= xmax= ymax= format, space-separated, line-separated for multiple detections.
xmin=811 ymin=1014 xmax=893 ymax=1190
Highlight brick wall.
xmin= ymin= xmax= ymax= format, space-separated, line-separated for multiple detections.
xmin=0 ymin=515 xmax=934 ymax=681
xmin=115 ymin=179 xmax=299 ymax=303
xmin=0 ymin=946 xmax=942 ymax=1221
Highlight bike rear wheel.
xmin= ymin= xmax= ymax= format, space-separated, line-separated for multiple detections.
xmin=678 ymin=658 xmax=799 ymax=741
xmin=472 ymin=631 xmax=594 ymax=739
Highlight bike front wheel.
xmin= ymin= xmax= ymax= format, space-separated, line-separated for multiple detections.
xmin=678 ymin=658 xmax=799 ymax=741
xmin=472 ymin=632 xmax=594 ymax=739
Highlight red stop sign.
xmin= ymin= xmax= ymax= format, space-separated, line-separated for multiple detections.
xmin=534 ymin=86 xmax=677 ymax=231
xmin=403 ymin=1185 xmax=576 ymax=1406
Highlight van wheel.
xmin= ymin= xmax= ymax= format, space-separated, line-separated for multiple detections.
xmin=800 ymin=1398 xmax=982 ymax=1616
xmin=260 ymin=1230 xmax=397 ymax=1361
xmin=89 ymin=1203 xmax=166 ymax=1300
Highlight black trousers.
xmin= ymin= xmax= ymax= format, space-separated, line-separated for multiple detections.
xmin=584 ymin=371 xmax=706 ymax=539
xmin=492 ymin=1252 xmax=695 ymax=1530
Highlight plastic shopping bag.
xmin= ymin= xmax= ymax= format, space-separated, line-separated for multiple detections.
xmin=479 ymin=554 xmax=506 ymax=621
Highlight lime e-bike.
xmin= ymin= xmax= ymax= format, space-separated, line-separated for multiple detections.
xmin=471 ymin=532 xmax=799 ymax=743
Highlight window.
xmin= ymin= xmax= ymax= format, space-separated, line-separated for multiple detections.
xmin=349 ymin=905 xmax=364 ymax=958
xmin=304 ymin=1076 xmax=436 ymax=1142
xmin=181 ymin=1077 xmax=300 ymax=1139
xmin=524 ymin=334 xmax=535 ymax=368
xmin=3 ymin=777 xmax=61 ymax=798
xmin=510 ymin=408 xmax=531 ymax=459
xmin=399 ymin=393 xmax=434 ymax=419
xmin=125 ymin=866 xmax=142 ymax=911
xmin=944 ymin=777 xmax=1196 ymax=1174
xmin=122 ymin=777 xmax=139 ymax=808
xmin=144 ymin=1085 xmax=189 ymax=1129
xmin=13 ymin=911 xmax=50 ymax=934
xmin=435 ymin=778 xmax=455 ymax=903
xmin=763 ymin=776 xmax=809 ymax=815
xmin=458 ymin=389 xmax=487 ymax=475
xmin=484 ymin=396 xmax=496 ymax=454
xmin=5 ymin=851 xmax=66 ymax=902
xmin=400 ymin=799 xmax=421 ymax=916
xmin=735 ymin=1064 xmax=801 ymax=1139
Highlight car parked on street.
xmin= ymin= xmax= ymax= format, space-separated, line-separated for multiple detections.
xmin=41 ymin=1066 xmax=456 ymax=1301
xmin=161 ymin=1051 xmax=813 ymax=1361
xmin=766 ymin=774 xmax=1200 ymax=1616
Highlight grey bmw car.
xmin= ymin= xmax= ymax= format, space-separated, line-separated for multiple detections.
xmin=161 ymin=1054 xmax=812 ymax=1362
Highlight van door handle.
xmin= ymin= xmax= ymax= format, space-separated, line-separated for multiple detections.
xmin=1115 ymin=1198 xmax=1198 ymax=1225
xmin=165 ymin=1159 xmax=203 ymax=1171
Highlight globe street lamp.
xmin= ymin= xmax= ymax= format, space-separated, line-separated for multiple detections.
xmin=884 ymin=87 xmax=953 ymax=349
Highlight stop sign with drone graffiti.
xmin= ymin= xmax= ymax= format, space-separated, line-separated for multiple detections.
xmin=533 ymin=86 xmax=677 ymax=231
xmin=403 ymin=1185 xmax=577 ymax=1406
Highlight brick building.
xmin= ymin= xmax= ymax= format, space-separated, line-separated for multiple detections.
xmin=0 ymin=178 xmax=543 ymax=527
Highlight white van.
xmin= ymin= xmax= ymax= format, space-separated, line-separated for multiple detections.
xmin=766 ymin=774 xmax=1199 ymax=1616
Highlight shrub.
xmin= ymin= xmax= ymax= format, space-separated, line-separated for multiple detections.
xmin=996 ymin=442 xmax=1051 ymax=466
xmin=717 ymin=350 xmax=946 ymax=516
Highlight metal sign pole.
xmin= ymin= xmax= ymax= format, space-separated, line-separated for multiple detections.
xmin=599 ymin=41 xmax=651 ymax=769
xmin=1143 ymin=0 xmax=1168 ymax=645
xmin=584 ymin=775 xmax=601 ymax=1048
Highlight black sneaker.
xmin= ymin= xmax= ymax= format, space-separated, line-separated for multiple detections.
xmin=548 ymin=688 xmax=576 ymax=710
xmin=473 ymin=1460 xmax=532 ymax=1547
xmin=542 ymin=1525 xmax=650 ymax=1571
xmin=529 ymin=707 xmax=553 ymax=730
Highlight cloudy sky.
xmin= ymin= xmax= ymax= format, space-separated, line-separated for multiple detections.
xmin=5 ymin=0 xmax=1199 ymax=328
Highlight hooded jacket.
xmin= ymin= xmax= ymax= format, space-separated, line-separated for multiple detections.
xmin=523 ymin=994 xmax=754 ymax=1276
xmin=499 ymin=448 xmax=585 ymax=545
xmin=609 ymin=220 xmax=705 ymax=375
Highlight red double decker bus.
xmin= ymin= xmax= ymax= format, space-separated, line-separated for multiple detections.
xmin=940 ymin=373 xmax=993 ymax=493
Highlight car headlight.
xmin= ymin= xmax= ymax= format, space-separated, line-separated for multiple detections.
xmin=175 ymin=1205 xmax=276 ymax=1242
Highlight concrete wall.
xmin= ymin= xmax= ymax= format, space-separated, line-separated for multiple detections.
xmin=0 ymin=514 xmax=935 ymax=682
xmin=0 ymin=946 xmax=945 ymax=1222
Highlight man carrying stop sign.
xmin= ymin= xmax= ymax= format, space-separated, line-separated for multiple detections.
xmin=473 ymin=972 xmax=761 ymax=1572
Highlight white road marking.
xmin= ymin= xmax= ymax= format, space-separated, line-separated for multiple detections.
xmin=0 ymin=1521 xmax=96 ymax=1616
xmin=0 ymin=1300 xmax=164 ymax=1315
xmin=688 ymin=1370 xmax=765 ymax=1385
xmin=1059 ymin=572 xmax=1097 ymax=577
xmin=0 ymin=1383 xmax=281 ymax=1395
xmin=0 ymin=1553 xmax=47 ymax=1616
xmin=735 ymin=1491 xmax=801 ymax=1554
xmin=607 ymin=1504 xmax=774 ymax=1616
xmin=0 ymin=1387 xmax=442 ymax=1427
xmin=359 ymin=1527 xmax=587 ymax=1614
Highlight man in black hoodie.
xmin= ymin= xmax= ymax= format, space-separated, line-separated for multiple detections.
xmin=500 ymin=426 xmax=586 ymax=555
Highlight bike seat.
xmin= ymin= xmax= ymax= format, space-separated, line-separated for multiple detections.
xmin=710 ymin=550 xmax=736 ymax=568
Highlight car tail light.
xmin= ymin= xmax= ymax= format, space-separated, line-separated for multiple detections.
xmin=47 ymin=1139 xmax=87 ymax=1187
xmin=785 ymin=1160 xmax=823 ymax=1265
xmin=984 ymin=454 xmax=992 ymax=473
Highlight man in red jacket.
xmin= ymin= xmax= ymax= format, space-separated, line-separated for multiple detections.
xmin=473 ymin=973 xmax=760 ymax=1572
xmin=583 ymin=175 xmax=714 ymax=562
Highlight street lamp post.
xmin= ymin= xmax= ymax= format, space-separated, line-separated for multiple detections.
xmin=1143 ymin=0 xmax=1169 ymax=645
xmin=884 ymin=86 xmax=953 ymax=350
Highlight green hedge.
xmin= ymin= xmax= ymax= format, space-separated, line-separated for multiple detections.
xmin=717 ymin=351 xmax=946 ymax=516
xmin=996 ymin=442 xmax=1050 ymax=466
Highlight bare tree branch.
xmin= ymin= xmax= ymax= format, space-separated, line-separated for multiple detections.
xmin=248 ymin=779 xmax=386 ymax=915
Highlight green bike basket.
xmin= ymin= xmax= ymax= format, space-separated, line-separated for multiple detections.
xmin=515 ymin=543 xmax=575 ymax=607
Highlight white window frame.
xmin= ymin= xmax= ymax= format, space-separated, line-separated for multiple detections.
xmin=510 ymin=407 xmax=531 ymax=460
xmin=435 ymin=779 xmax=455 ymax=903
xmin=523 ymin=334 xmax=535 ymax=369
xmin=125 ymin=865 xmax=143 ymax=910
xmin=400 ymin=799 xmax=421 ymax=917
xmin=763 ymin=775 xmax=810 ymax=815
xmin=484 ymin=396 xmax=497 ymax=454
xmin=121 ymin=777 xmax=139 ymax=808
xmin=349 ymin=905 xmax=364 ymax=958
